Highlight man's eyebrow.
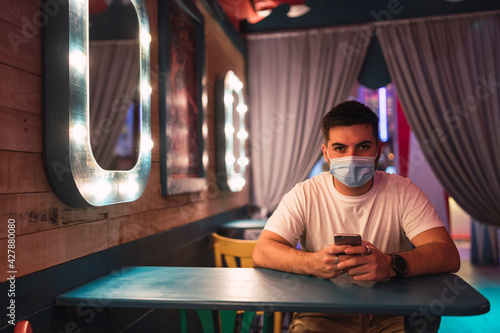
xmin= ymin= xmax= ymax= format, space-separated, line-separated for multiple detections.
xmin=331 ymin=140 xmax=373 ymax=147
xmin=356 ymin=140 xmax=373 ymax=146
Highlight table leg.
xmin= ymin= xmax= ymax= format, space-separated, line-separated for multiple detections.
xmin=263 ymin=312 xmax=275 ymax=333
xmin=219 ymin=311 xmax=238 ymax=332
xmin=180 ymin=309 xmax=188 ymax=333
xmin=196 ymin=310 xmax=216 ymax=333
xmin=404 ymin=315 xmax=441 ymax=333
xmin=237 ymin=311 xmax=257 ymax=333
xmin=197 ymin=310 xmax=258 ymax=333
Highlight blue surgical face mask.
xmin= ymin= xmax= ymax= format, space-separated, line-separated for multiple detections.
xmin=328 ymin=153 xmax=376 ymax=188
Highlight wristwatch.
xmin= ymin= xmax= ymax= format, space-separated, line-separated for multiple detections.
xmin=390 ymin=254 xmax=408 ymax=278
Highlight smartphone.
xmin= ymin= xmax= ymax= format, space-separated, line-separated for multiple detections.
xmin=334 ymin=233 xmax=362 ymax=246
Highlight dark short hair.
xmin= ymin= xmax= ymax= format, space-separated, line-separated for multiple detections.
xmin=321 ymin=100 xmax=379 ymax=144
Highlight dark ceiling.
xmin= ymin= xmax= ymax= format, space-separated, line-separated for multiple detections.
xmin=216 ymin=0 xmax=500 ymax=90
xmin=218 ymin=0 xmax=500 ymax=32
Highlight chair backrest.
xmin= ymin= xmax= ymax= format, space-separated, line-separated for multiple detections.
xmin=212 ymin=232 xmax=257 ymax=268
xmin=210 ymin=233 xmax=282 ymax=333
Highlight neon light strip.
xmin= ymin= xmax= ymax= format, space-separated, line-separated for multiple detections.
xmin=378 ymin=87 xmax=388 ymax=142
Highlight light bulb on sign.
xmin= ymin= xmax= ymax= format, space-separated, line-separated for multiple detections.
xmin=225 ymin=154 xmax=235 ymax=165
xmin=140 ymin=31 xmax=152 ymax=47
xmin=237 ymin=130 xmax=248 ymax=140
xmin=141 ymin=138 xmax=154 ymax=151
xmin=225 ymin=125 xmax=235 ymax=136
xmin=228 ymin=174 xmax=245 ymax=192
xmin=224 ymin=94 xmax=234 ymax=105
xmin=119 ymin=179 xmax=140 ymax=196
xmin=234 ymin=80 xmax=243 ymax=91
xmin=237 ymin=104 xmax=248 ymax=113
xmin=141 ymin=82 xmax=152 ymax=96
xmin=71 ymin=123 xmax=88 ymax=143
xmin=70 ymin=50 xmax=86 ymax=74
xmin=85 ymin=180 xmax=112 ymax=199
xmin=237 ymin=156 xmax=249 ymax=167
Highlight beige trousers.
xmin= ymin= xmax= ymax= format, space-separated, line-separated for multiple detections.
xmin=288 ymin=313 xmax=404 ymax=333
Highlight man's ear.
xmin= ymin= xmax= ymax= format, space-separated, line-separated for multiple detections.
xmin=321 ymin=144 xmax=330 ymax=164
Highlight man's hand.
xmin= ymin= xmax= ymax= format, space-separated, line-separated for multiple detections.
xmin=336 ymin=241 xmax=394 ymax=281
xmin=308 ymin=244 xmax=352 ymax=279
xmin=253 ymin=231 xmax=357 ymax=279
xmin=254 ymin=228 xmax=459 ymax=282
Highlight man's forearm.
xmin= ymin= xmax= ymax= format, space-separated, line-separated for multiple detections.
xmin=253 ymin=230 xmax=352 ymax=280
xmin=401 ymin=240 xmax=460 ymax=278
xmin=253 ymin=237 xmax=314 ymax=275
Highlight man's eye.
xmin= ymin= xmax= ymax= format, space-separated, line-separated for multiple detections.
xmin=359 ymin=145 xmax=370 ymax=150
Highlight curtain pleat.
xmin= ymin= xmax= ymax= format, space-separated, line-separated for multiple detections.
xmin=246 ymin=26 xmax=371 ymax=214
xmin=89 ymin=40 xmax=140 ymax=169
xmin=376 ymin=11 xmax=500 ymax=264
xmin=375 ymin=11 xmax=500 ymax=227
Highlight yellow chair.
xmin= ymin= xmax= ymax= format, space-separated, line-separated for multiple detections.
xmin=181 ymin=233 xmax=263 ymax=333
xmin=212 ymin=232 xmax=257 ymax=268
xmin=210 ymin=233 xmax=284 ymax=333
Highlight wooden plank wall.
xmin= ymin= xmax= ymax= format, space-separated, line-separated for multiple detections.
xmin=0 ymin=0 xmax=250 ymax=282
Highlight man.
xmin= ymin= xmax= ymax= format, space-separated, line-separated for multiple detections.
xmin=252 ymin=101 xmax=460 ymax=332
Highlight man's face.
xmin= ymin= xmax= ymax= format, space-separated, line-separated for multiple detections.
xmin=321 ymin=124 xmax=380 ymax=163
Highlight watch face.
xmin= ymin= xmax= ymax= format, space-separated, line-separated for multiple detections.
xmin=392 ymin=255 xmax=407 ymax=278
xmin=396 ymin=257 xmax=407 ymax=271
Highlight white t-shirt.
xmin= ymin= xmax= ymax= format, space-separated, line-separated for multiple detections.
xmin=265 ymin=171 xmax=445 ymax=254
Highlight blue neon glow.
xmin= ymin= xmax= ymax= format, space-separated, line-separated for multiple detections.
xmin=378 ymin=87 xmax=388 ymax=142
xmin=385 ymin=166 xmax=396 ymax=174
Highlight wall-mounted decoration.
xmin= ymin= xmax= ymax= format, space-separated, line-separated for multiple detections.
xmin=159 ymin=0 xmax=208 ymax=195
xmin=42 ymin=0 xmax=152 ymax=207
xmin=215 ymin=71 xmax=249 ymax=192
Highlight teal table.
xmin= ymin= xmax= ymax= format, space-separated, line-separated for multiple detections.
xmin=56 ymin=267 xmax=489 ymax=333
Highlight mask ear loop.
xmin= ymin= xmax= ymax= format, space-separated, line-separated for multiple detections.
xmin=374 ymin=142 xmax=382 ymax=167
xmin=325 ymin=147 xmax=334 ymax=162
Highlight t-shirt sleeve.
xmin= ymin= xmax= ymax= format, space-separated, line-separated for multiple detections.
xmin=264 ymin=185 xmax=306 ymax=247
xmin=400 ymin=181 xmax=446 ymax=241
